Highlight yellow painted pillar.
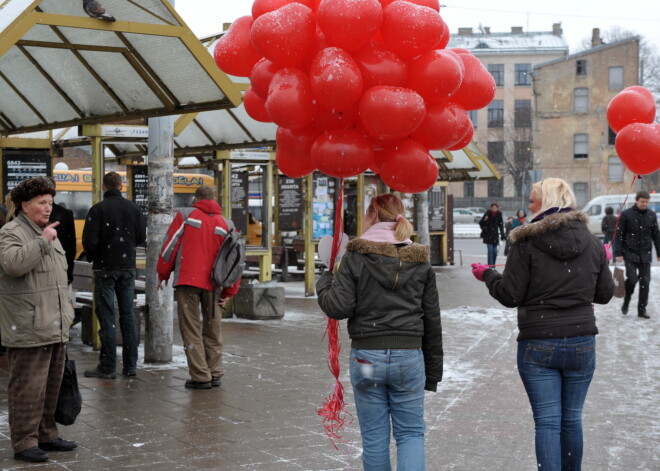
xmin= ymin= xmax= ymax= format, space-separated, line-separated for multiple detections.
xmin=259 ymin=158 xmax=273 ymax=281
xmin=304 ymin=174 xmax=315 ymax=296
xmin=90 ymin=135 xmax=103 ymax=350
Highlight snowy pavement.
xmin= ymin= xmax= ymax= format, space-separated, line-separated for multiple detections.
xmin=0 ymin=265 xmax=658 ymax=470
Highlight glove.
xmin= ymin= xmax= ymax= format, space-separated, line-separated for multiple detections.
xmin=603 ymin=243 xmax=612 ymax=262
xmin=471 ymin=263 xmax=490 ymax=282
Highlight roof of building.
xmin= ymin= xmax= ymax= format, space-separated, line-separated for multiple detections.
xmin=447 ymin=30 xmax=568 ymax=55
xmin=534 ymin=36 xmax=640 ymax=69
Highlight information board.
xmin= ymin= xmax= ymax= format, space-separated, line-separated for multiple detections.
xmin=428 ymin=186 xmax=447 ymax=231
xmin=231 ymin=172 xmax=249 ymax=236
xmin=312 ymin=173 xmax=336 ymax=239
xmin=2 ymin=150 xmax=51 ymax=197
xmin=278 ymin=177 xmax=303 ymax=231
xmin=131 ymin=165 xmax=149 ymax=218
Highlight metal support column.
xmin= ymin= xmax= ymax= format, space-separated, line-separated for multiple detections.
xmin=304 ymin=174 xmax=315 ymax=296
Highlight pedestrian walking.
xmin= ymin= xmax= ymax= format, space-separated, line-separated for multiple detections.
xmin=601 ymin=206 xmax=616 ymax=245
xmin=503 ymin=216 xmax=514 ymax=256
xmin=0 ymin=177 xmax=77 ymax=463
xmin=471 ymin=178 xmax=613 ymax=471
xmin=614 ymin=190 xmax=660 ymax=319
xmin=316 ymin=193 xmax=443 ymax=471
xmin=82 ymin=171 xmax=146 ymax=379
xmin=479 ymin=203 xmax=505 ymax=266
xmin=157 ymin=185 xmax=240 ymax=389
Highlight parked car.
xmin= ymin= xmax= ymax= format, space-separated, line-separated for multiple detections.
xmin=465 ymin=206 xmax=487 ymax=217
xmin=453 ymin=208 xmax=481 ymax=224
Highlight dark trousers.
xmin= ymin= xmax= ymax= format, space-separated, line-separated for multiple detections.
xmin=624 ymin=260 xmax=651 ymax=312
xmin=7 ymin=343 xmax=66 ymax=452
xmin=94 ymin=269 xmax=138 ymax=373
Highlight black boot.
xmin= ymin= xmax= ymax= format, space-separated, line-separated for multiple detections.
xmin=638 ymin=308 xmax=650 ymax=319
xmin=621 ymin=296 xmax=630 ymax=315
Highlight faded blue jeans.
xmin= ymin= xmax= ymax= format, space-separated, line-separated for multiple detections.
xmin=486 ymin=243 xmax=499 ymax=266
xmin=350 ymin=348 xmax=426 ymax=471
xmin=94 ymin=269 xmax=138 ymax=374
xmin=517 ymin=336 xmax=596 ymax=471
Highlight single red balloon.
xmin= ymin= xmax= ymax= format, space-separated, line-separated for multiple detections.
xmin=407 ymin=49 xmax=465 ymax=104
xmin=378 ymin=0 xmax=440 ymax=10
xmin=359 ymin=86 xmax=426 ymax=140
xmin=250 ymin=58 xmax=280 ymax=99
xmin=317 ymin=0 xmax=383 ymax=52
xmin=252 ymin=0 xmax=314 ymax=18
xmin=250 ymin=3 xmax=315 ymax=67
xmin=411 ymin=102 xmax=471 ymax=150
xmin=352 ymin=40 xmax=407 ymax=89
xmin=615 ymin=123 xmax=660 ymax=175
xmin=309 ymin=47 xmax=364 ymax=110
xmin=446 ymin=121 xmax=474 ymax=150
xmin=243 ymin=86 xmax=272 ymax=122
xmin=451 ymin=54 xmax=496 ymax=110
xmin=435 ymin=17 xmax=450 ymax=49
xmin=378 ymin=140 xmax=439 ymax=193
xmin=450 ymin=47 xmax=472 ymax=55
xmin=266 ymin=68 xmax=316 ymax=129
xmin=213 ymin=16 xmax=263 ymax=77
xmin=276 ymin=127 xmax=317 ymax=177
xmin=381 ymin=1 xmax=444 ymax=60
xmin=311 ymin=129 xmax=374 ymax=178
xmin=607 ymin=86 xmax=656 ymax=133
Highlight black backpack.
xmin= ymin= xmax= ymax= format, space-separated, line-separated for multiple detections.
xmin=212 ymin=217 xmax=246 ymax=291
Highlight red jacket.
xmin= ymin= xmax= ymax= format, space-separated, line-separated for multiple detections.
xmin=157 ymin=199 xmax=240 ymax=298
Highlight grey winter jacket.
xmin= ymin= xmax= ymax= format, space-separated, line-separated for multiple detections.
xmin=0 ymin=212 xmax=74 ymax=348
xmin=483 ymin=210 xmax=613 ymax=341
xmin=316 ymin=238 xmax=443 ymax=391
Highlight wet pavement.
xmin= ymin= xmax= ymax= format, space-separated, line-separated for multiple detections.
xmin=1 ymin=252 xmax=659 ymax=470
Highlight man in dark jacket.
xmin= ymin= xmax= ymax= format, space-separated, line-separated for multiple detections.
xmin=49 ymin=202 xmax=76 ymax=284
xmin=614 ymin=190 xmax=660 ymax=319
xmin=479 ymin=203 xmax=506 ymax=266
xmin=82 ymin=171 xmax=146 ymax=378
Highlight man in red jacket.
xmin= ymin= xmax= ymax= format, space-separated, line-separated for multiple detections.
xmin=157 ymin=185 xmax=239 ymax=389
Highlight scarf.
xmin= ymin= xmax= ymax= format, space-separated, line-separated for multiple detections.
xmin=361 ymin=221 xmax=412 ymax=244
xmin=531 ymin=207 xmax=574 ymax=223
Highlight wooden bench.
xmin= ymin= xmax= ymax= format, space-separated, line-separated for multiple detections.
xmin=292 ymin=239 xmax=325 ymax=273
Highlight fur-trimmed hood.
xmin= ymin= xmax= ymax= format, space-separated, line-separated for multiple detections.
xmin=346 ymin=238 xmax=430 ymax=290
xmin=509 ymin=210 xmax=592 ymax=261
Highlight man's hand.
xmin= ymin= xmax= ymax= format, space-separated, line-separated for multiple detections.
xmin=218 ymin=296 xmax=230 ymax=307
xmin=157 ymin=279 xmax=168 ymax=290
xmin=42 ymin=221 xmax=59 ymax=241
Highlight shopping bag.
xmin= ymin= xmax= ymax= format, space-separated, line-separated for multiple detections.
xmin=613 ymin=266 xmax=626 ymax=298
xmin=55 ymin=355 xmax=82 ymax=425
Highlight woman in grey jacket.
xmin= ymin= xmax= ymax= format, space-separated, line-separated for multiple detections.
xmin=317 ymin=193 xmax=443 ymax=471
xmin=0 ymin=177 xmax=77 ymax=463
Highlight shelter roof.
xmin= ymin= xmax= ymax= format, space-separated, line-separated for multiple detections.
xmin=0 ymin=0 xmax=242 ymax=135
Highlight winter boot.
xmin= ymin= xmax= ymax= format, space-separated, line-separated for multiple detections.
xmin=638 ymin=308 xmax=650 ymax=319
xmin=621 ymin=296 xmax=630 ymax=315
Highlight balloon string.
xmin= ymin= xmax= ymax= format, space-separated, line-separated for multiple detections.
xmin=318 ymin=179 xmax=352 ymax=449
xmin=608 ymin=174 xmax=640 ymax=250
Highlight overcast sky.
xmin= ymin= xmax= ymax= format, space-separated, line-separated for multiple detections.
xmin=175 ymin=0 xmax=660 ymax=54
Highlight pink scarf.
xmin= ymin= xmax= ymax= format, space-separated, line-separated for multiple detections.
xmin=361 ymin=222 xmax=412 ymax=244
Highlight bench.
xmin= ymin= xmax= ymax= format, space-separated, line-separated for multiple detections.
xmin=292 ymin=238 xmax=325 ymax=273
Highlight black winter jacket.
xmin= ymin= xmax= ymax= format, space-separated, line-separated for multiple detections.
xmin=483 ymin=210 xmax=613 ymax=341
xmin=316 ymin=239 xmax=443 ymax=391
xmin=82 ymin=188 xmax=147 ymax=270
xmin=479 ymin=209 xmax=505 ymax=245
xmin=614 ymin=205 xmax=660 ymax=264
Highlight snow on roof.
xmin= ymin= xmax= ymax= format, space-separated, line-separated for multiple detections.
xmin=447 ymin=30 xmax=569 ymax=55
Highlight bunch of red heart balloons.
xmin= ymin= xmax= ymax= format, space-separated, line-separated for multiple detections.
xmin=607 ymin=86 xmax=659 ymax=175
xmin=214 ymin=0 xmax=496 ymax=193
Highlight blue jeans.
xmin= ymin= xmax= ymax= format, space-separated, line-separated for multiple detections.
xmin=94 ymin=269 xmax=138 ymax=373
xmin=350 ymin=349 xmax=426 ymax=471
xmin=517 ymin=336 xmax=596 ymax=471
xmin=486 ymin=243 xmax=499 ymax=266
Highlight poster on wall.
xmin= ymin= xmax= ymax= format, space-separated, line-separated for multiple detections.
xmin=131 ymin=165 xmax=149 ymax=218
xmin=428 ymin=186 xmax=446 ymax=231
xmin=2 ymin=150 xmax=51 ymax=197
xmin=278 ymin=177 xmax=303 ymax=231
xmin=312 ymin=173 xmax=336 ymax=239
xmin=231 ymin=172 xmax=249 ymax=236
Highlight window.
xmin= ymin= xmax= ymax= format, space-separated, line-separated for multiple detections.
xmin=488 ymin=64 xmax=504 ymax=86
xmin=609 ymin=66 xmax=623 ymax=90
xmin=464 ymin=181 xmax=474 ymax=197
xmin=467 ymin=110 xmax=478 ymax=128
xmin=488 ymin=100 xmax=504 ymax=128
xmin=515 ymin=63 xmax=532 ymax=85
xmin=514 ymin=141 xmax=532 ymax=164
xmin=608 ymin=156 xmax=624 ymax=182
xmin=487 ymin=141 xmax=504 ymax=163
xmin=573 ymin=183 xmax=588 ymax=208
xmin=488 ymin=179 xmax=503 ymax=197
xmin=574 ymin=88 xmax=589 ymax=113
xmin=576 ymin=60 xmax=587 ymax=76
xmin=574 ymin=134 xmax=588 ymax=159
xmin=514 ymin=100 xmax=531 ymax=127
xmin=608 ymin=126 xmax=616 ymax=146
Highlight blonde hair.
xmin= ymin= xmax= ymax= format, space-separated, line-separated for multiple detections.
xmin=366 ymin=193 xmax=413 ymax=241
xmin=531 ymin=178 xmax=577 ymax=214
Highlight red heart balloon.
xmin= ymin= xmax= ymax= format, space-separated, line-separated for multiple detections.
xmin=252 ymin=0 xmax=314 ymax=18
xmin=309 ymin=47 xmax=363 ymax=110
xmin=250 ymin=3 xmax=316 ymax=67
xmin=451 ymin=53 xmax=496 ymax=111
xmin=411 ymin=102 xmax=470 ymax=150
xmin=316 ymin=0 xmax=383 ymax=52
xmin=378 ymin=0 xmax=440 ymax=10
xmin=243 ymin=86 xmax=272 ymax=122
xmin=358 ymin=86 xmax=426 ymax=140
xmin=213 ymin=16 xmax=263 ymax=77
xmin=352 ymin=40 xmax=408 ymax=90
xmin=381 ymin=1 xmax=444 ymax=60
xmin=276 ymin=127 xmax=317 ymax=177
xmin=266 ymin=68 xmax=316 ymax=129
xmin=250 ymin=58 xmax=280 ymax=100
xmin=446 ymin=121 xmax=475 ymax=150
xmin=614 ymin=123 xmax=660 ymax=175
xmin=378 ymin=139 xmax=439 ymax=193
xmin=607 ymin=86 xmax=656 ymax=133
xmin=311 ymin=129 xmax=374 ymax=178
xmin=407 ymin=49 xmax=465 ymax=104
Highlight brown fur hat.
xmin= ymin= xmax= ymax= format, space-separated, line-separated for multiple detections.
xmin=10 ymin=176 xmax=56 ymax=214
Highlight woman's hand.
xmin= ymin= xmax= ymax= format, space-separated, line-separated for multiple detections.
xmin=471 ymin=263 xmax=490 ymax=282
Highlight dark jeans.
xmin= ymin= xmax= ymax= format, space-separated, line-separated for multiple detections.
xmin=518 ymin=336 xmax=596 ymax=471
xmin=94 ymin=269 xmax=138 ymax=373
xmin=486 ymin=243 xmax=498 ymax=266
xmin=624 ymin=260 xmax=651 ymax=312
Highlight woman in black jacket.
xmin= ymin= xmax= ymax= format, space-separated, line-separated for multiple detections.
xmin=479 ymin=203 xmax=506 ymax=266
xmin=317 ymin=193 xmax=443 ymax=471
xmin=471 ymin=178 xmax=613 ymax=471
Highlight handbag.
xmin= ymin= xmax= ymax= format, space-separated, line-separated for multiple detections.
xmin=55 ymin=354 xmax=82 ymax=425
xmin=613 ymin=266 xmax=626 ymax=298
